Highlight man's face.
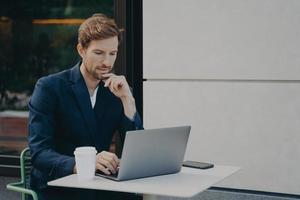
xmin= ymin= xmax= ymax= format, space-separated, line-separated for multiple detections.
xmin=79 ymin=36 xmax=118 ymax=80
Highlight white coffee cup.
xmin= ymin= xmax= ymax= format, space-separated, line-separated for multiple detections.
xmin=74 ymin=146 xmax=97 ymax=181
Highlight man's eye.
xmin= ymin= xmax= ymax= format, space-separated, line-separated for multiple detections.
xmin=94 ymin=52 xmax=103 ymax=55
xmin=110 ymin=52 xmax=117 ymax=56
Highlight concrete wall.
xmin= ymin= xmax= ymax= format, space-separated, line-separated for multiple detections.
xmin=143 ymin=0 xmax=300 ymax=196
xmin=0 ymin=176 xmax=21 ymax=200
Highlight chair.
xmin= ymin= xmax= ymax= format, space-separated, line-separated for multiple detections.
xmin=6 ymin=147 xmax=38 ymax=200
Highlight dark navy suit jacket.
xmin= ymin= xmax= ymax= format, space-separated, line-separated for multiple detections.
xmin=28 ymin=62 xmax=143 ymax=191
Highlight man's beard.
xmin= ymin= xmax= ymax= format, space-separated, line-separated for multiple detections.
xmin=91 ymin=69 xmax=102 ymax=80
xmin=83 ymin=60 xmax=112 ymax=80
xmin=90 ymin=66 xmax=111 ymax=80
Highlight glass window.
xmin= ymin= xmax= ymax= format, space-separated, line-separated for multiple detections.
xmin=0 ymin=0 xmax=113 ymax=156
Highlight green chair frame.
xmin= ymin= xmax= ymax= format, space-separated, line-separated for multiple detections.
xmin=6 ymin=147 xmax=38 ymax=200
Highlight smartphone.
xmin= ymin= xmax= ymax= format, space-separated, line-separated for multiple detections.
xmin=182 ymin=160 xmax=214 ymax=169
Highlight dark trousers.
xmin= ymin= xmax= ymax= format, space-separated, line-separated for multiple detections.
xmin=28 ymin=186 xmax=142 ymax=200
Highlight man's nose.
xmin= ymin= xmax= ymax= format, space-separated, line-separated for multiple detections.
xmin=102 ymin=55 xmax=110 ymax=66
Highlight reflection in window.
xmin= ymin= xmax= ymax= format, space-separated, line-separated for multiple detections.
xmin=0 ymin=0 xmax=113 ymax=155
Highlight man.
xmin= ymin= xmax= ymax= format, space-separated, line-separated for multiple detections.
xmin=28 ymin=13 xmax=143 ymax=200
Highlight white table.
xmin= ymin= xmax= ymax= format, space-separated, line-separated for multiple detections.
xmin=48 ymin=165 xmax=239 ymax=200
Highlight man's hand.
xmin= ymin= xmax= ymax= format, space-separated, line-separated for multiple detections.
xmin=103 ymin=73 xmax=137 ymax=119
xmin=73 ymin=165 xmax=77 ymax=173
xmin=96 ymin=151 xmax=120 ymax=175
xmin=103 ymin=73 xmax=131 ymax=99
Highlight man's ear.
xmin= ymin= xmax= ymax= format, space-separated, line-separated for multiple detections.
xmin=77 ymin=43 xmax=85 ymax=58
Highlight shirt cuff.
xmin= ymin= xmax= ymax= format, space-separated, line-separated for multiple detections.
xmin=126 ymin=112 xmax=137 ymax=122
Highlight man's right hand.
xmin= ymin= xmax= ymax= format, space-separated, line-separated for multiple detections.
xmin=95 ymin=151 xmax=120 ymax=175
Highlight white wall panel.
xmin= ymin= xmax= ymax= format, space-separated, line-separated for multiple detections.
xmin=144 ymin=0 xmax=300 ymax=80
xmin=143 ymin=0 xmax=300 ymax=195
xmin=143 ymin=81 xmax=300 ymax=195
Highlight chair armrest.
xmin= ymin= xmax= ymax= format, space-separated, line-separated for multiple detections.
xmin=7 ymin=182 xmax=38 ymax=200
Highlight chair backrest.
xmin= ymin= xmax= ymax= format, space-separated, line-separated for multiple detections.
xmin=20 ymin=147 xmax=32 ymax=189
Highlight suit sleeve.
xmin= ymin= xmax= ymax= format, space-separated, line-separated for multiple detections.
xmin=117 ymin=109 xmax=144 ymax=144
xmin=28 ymin=77 xmax=75 ymax=180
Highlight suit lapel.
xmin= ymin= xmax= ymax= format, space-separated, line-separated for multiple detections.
xmin=69 ymin=63 xmax=97 ymax=144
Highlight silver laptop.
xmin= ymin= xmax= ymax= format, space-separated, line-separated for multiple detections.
xmin=95 ymin=126 xmax=191 ymax=181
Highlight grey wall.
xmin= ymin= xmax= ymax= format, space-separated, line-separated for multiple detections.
xmin=0 ymin=177 xmax=21 ymax=200
xmin=143 ymin=0 xmax=300 ymax=196
xmin=144 ymin=0 xmax=300 ymax=80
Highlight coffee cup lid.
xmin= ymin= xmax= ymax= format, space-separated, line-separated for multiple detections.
xmin=74 ymin=146 xmax=96 ymax=155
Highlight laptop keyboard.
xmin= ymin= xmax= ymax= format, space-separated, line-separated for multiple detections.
xmin=95 ymin=170 xmax=118 ymax=178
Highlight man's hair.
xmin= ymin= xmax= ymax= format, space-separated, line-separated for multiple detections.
xmin=78 ymin=13 xmax=123 ymax=48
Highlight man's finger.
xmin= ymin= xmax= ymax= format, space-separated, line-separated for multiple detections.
xmin=101 ymin=152 xmax=120 ymax=167
xmin=109 ymin=77 xmax=124 ymax=91
xmin=97 ymin=157 xmax=116 ymax=173
xmin=101 ymin=155 xmax=118 ymax=169
xmin=102 ymin=73 xmax=114 ymax=78
xmin=103 ymin=73 xmax=117 ymax=87
xmin=104 ymin=77 xmax=112 ymax=87
xmin=97 ymin=152 xmax=119 ymax=172
xmin=108 ymin=82 xmax=116 ymax=93
xmin=96 ymin=163 xmax=111 ymax=175
xmin=108 ymin=152 xmax=120 ymax=165
xmin=112 ymin=79 xmax=121 ymax=91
